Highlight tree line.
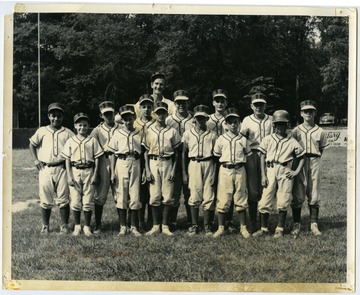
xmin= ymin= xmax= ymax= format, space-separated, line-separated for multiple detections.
xmin=13 ymin=13 xmax=349 ymax=128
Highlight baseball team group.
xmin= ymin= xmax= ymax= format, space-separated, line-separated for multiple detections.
xmin=29 ymin=72 xmax=329 ymax=239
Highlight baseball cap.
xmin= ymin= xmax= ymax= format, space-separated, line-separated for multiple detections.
xmin=251 ymin=93 xmax=267 ymax=104
xmin=151 ymin=72 xmax=166 ymax=82
xmin=173 ymin=90 xmax=189 ymax=102
xmin=119 ymin=104 xmax=135 ymax=118
xmin=48 ymin=102 xmax=64 ymax=113
xmin=153 ymin=101 xmax=168 ymax=113
xmin=74 ymin=112 xmax=90 ymax=123
xmin=300 ymin=100 xmax=317 ymax=111
xmin=193 ymin=105 xmax=210 ymax=118
xmin=212 ymin=89 xmax=228 ymax=100
xmin=99 ymin=101 xmax=115 ymax=114
xmin=224 ymin=108 xmax=240 ymax=119
xmin=139 ymin=94 xmax=154 ymax=105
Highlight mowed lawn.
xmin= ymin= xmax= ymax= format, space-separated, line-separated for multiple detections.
xmin=10 ymin=147 xmax=348 ymax=283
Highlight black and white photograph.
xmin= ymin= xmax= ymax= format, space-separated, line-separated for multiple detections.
xmin=1 ymin=2 xmax=357 ymax=293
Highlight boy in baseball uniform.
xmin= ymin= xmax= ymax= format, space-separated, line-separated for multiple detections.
xmin=108 ymin=105 xmax=142 ymax=236
xmin=134 ymin=94 xmax=156 ymax=231
xmin=182 ymin=105 xmax=217 ymax=235
xmin=90 ymin=101 xmax=121 ymax=234
xmin=240 ymin=93 xmax=273 ymax=233
xmin=291 ymin=100 xmax=328 ymax=236
xmin=61 ymin=113 xmax=103 ymax=236
xmin=254 ymin=110 xmax=305 ymax=238
xmin=212 ymin=108 xmax=252 ymax=238
xmin=133 ymin=72 xmax=176 ymax=118
xmin=142 ymin=101 xmax=182 ymax=236
xmin=29 ymin=103 xmax=74 ymax=234
xmin=166 ymin=89 xmax=194 ymax=229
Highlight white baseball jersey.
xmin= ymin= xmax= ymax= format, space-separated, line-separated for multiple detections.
xmin=30 ymin=126 xmax=74 ymax=209
xmin=206 ymin=113 xmax=228 ymax=137
xmin=291 ymin=124 xmax=328 ymax=156
xmin=166 ymin=113 xmax=194 ymax=136
xmin=182 ymin=128 xmax=217 ymax=159
xmin=61 ymin=135 xmax=104 ymax=164
xmin=258 ymin=134 xmax=305 ymax=164
xmin=90 ymin=122 xmax=122 ymax=152
xmin=213 ymin=132 xmax=252 ymax=164
xmin=240 ymin=114 xmax=273 ymax=150
xmin=108 ymin=128 xmax=142 ymax=210
xmin=134 ymin=117 xmax=156 ymax=136
xmin=30 ymin=126 xmax=74 ymax=164
xmin=142 ymin=125 xmax=182 ymax=157
xmin=134 ymin=96 xmax=176 ymax=117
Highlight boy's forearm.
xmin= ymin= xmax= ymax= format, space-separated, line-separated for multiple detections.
xmin=293 ymin=157 xmax=305 ymax=174
xmin=182 ymin=147 xmax=188 ymax=175
xmin=260 ymin=154 xmax=266 ymax=177
xmin=93 ymin=158 xmax=100 ymax=177
xmin=172 ymin=149 xmax=179 ymax=171
xmin=29 ymin=143 xmax=38 ymax=161
xmin=65 ymin=159 xmax=73 ymax=179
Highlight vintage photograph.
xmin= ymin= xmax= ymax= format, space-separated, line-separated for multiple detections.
xmin=2 ymin=3 xmax=356 ymax=293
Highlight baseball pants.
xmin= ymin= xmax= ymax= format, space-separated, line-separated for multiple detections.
xmin=114 ymin=158 xmax=141 ymax=210
xmin=94 ymin=155 xmax=112 ymax=206
xmin=216 ymin=166 xmax=248 ymax=213
xmin=188 ymin=159 xmax=215 ymax=210
xmin=39 ymin=165 xmax=69 ymax=209
xmin=258 ymin=163 xmax=294 ymax=214
xmin=246 ymin=151 xmax=262 ymax=202
xmin=69 ymin=167 xmax=95 ymax=212
xmin=292 ymin=156 xmax=321 ymax=208
xmin=149 ymin=158 xmax=175 ymax=206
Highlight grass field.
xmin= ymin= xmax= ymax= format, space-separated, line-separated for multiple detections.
xmin=10 ymin=147 xmax=348 ymax=283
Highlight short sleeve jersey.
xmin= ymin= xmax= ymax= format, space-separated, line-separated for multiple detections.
xmin=182 ymin=128 xmax=218 ymax=159
xmin=108 ymin=128 xmax=142 ymax=156
xmin=291 ymin=124 xmax=328 ymax=156
xmin=206 ymin=113 xmax=228 ymax=137
xmin=61 ymin=135 xmax=104 ymax=164
xmin=142 ymin=125 xmax=182 ymax=157
xmin=90 ymin=122 xmax=122 ymax=152
xmin=166 ymin=113 xmax=194 ymax=136
xmin=213 ymin=132 xmax=252 ymax=164
xmin=240 ymin=114 xmax=273 ymax=150
xmin=29 ymin=126 xmax=75 ymax=164
xmin=258 ymin=133 xmax=305 ymax=164
xmin=134 ymin=117 xmax=156 ymax=137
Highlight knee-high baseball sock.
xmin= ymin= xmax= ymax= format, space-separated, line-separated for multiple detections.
xmin=190 ymin=207 xmax=199 ymax=226
xmin=277 ymin=210 xmax=287 ymax=228
xmin=226 ymin=202 xmax=234 ymax=224
xmin=218 ymin=212 xmax=226 ymax=227
xmin=309 ymin=205 xmax=319 ymax=223
xmin=60 ymin=204 xmax=70 ymax=225
xmin=151 ymin=206 xmax=161 ymax=225
xmin=84 ymin=210 xmax=92 ymax=227
xmin=162 ymin=205 xmax=172 ymax=226
xmin=73 ymin=210 xmax=81 ymax=225
xmin=41 ymin=208 xmax=52 ymax=225
xmin=130 ymin=209 xmax=139 ymax=227
xmin=259 ymin=212 xmax=270 ymax=229
xmin=238 ymin=210 xmax=247 ymax=226
xmin=117 ymin=208 xmax=127 ymax=227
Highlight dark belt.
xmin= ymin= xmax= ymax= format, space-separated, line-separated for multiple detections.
xmin=42 ymin=161 xmax=65 ymax=167
xmin=71 ymin=162 xmax=95 ymax=169
xmin=266 ymin=161 xmax=288 ymax=168
xmin=149 ymin=155 xmax=171 ymax=161
xmin=117 ymin=154 xmax=140 ymax=160
xmin=305 ymin=154 xmax=320 ymax=158
xmin=222 ymin=163 xmax=245 ymax=169
xmin=190 ymin=157 xmax=213 ymax=162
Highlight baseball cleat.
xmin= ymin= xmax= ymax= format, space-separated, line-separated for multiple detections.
xmin=187 ymin=225 xmax=199 ymax=236
xmin=40 ymin=225 xmax=49 ymax=235
xmin=129 ymin=226 xmax=142 ymax=237
xmin=274 ymin=229 xmax=284 ymax=239
xmin=240 ymin=225 xmax=251 ymax=239
xmin=145 ymin=225 xmax=161 ymax=236
xmin=73 ymin=224 xmax=82 ymax=236
xmin=291 ymin=223 xmax=301 ymax=238
xmin=118 ymin=226 xmax=128 ymax=236
xmin=310 ymin=223 xmax=322 ymax=236
xmin=59 ymin=224 xmax=70 ymax=234
xmin=204 ymin=225 xmax=213 ymax=236
xmin=93 ymin=226 xmax=102 ymax=235
xmin=213 ymin=226 xmax=226 ymax=238
xmin=252 ymin=228 xmax=270 ymax=237
xmin=83 ymin=226 xmax=93 ymax=237
xmin=161 ymin=225 xmax=174 ymax=236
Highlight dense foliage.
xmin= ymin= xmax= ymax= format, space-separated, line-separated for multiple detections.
xmin=13 ymin=13 xmax=349 ymax=128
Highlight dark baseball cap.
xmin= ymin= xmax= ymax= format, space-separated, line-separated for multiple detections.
xmin=173 ymin=90 xmax=190 ymax=102
xmin=119 ymin=104 xmax=135 ymax=118
xmin=48 ymin=102 xmax=64 ymax=113
xmin=151 ymin=72 xmax=166 ymax=82
xmin=224 ymin=108 xmax=240 ymax=119
xmin=251 ymin=93 xmax=267 ymax=104
xmin=300 ymin=100 xmax=317 ymax=111
xmin=99 ymin=101 xmax=115 ymax=113
xmin=193 ymin=105 xmax=210 ymax=118
xmin=212 ymin=89 xmax=228 ymax=100
xmin=153 ymin=101 xmax=168 ymax=113
xmin=74 ymin=112 xmax=90 ymax=123
xmin=139 ymin=94 xmax=154 ymax=105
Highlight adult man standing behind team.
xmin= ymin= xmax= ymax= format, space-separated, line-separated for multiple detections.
xmin=240 ymin=93 xmax=273 ymax=233
xmin=134 ymin=72 xmax=176 ymax=118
